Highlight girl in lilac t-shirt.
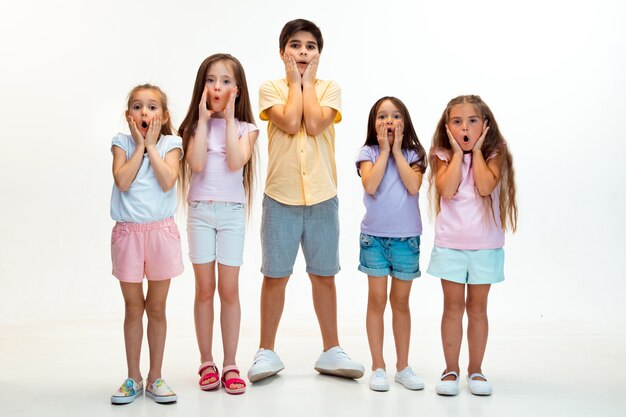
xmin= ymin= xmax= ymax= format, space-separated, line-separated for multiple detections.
xmin=356 ymin=97 xmax=427 ymax=392
xmin=178 ymin=54 xmax=259 ymax=395
xmin=427 ymin=95 xmax=518 ymax=397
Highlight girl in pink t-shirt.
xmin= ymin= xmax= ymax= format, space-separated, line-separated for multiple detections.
xmin=427 ymin=95 xmax=517 ymax=397
xmin=178 ymin=54 xmax=259 ymax=395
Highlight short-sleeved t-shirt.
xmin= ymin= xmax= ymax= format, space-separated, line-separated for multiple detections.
xmin=433 ymin=149 xmax=504 ymax=249
xmin=187 ymin=118 xmax=258 ymax=203
xmin=356 ymin=145 xmax=423 ymax=237
xmin=110 ymin=133 xmax=182 ymax=223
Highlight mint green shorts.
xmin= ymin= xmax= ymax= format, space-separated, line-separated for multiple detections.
xmin=427 ymin=245 xmax=504 ymax=285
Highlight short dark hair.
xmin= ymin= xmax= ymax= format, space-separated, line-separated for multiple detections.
xmin=279 ymin=19 xmax=324 ymax=53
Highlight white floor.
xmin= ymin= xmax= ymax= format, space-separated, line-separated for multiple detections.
xmin=1 ymin=318 xmax=625 ymax=417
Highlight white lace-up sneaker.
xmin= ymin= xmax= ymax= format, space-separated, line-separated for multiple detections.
xmin=314 ymin=346 xmax=365 ymax=379
xmin=247 ymin=349 xmax=285 ymax=382
xmin=369 ymin=368 xmax=390 ymax=391
xmin=395 ymin=366 xmax=425 ymax=390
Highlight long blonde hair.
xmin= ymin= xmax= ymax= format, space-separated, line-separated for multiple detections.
xmin=178 ymin=54 xmax=257 ymax=213
xmin=428 ymin=95 xmax=517 ymax=232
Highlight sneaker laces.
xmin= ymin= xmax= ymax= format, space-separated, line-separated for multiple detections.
xmin=253 ymin=350 xmax=272 ymax=364
xmin=373 ymin=369 xmax=386 ymax=378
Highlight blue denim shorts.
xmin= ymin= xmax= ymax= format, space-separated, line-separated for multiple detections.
xmin=261 ymin=194 xmax=340 ymax=278
xmin=427 ymin=245 xmax=504 ymax=284
xmin=358 ymin=233 xmax=421 ymax=280
xmin=187 ymin=201 xmax=246 ymax=266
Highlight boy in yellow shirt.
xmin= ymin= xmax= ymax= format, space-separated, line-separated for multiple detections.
xmin=248 ymin=18 xmax=364 ymax=383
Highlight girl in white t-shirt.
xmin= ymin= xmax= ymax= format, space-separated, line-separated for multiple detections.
xmin=178 ymin=54 xmax=258 ymax=395
xmin=427 ymin=95 xmax=517 ymax=396
xmin=110 ymin=84 xmax=183 ymax=405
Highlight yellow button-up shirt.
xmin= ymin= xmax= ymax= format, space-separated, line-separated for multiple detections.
xmin=259 ymin=79 xmax=342 ymax=206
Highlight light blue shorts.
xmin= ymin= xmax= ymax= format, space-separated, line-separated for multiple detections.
xmin=427 ymin=245 xmax=504 ymax=285
xmin=358 ymin=233 xmax=421 ymax=280
xmin=261 ymin=194 xmax=340 ymax=278
xmin=187 ymin=201 xmax=246 ymax=266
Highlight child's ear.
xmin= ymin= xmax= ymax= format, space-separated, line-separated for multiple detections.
xmin=163 ymin=111 xmax=170 ymax=125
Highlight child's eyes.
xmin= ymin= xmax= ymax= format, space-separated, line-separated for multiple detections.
xmin=223 ymin=80 xmax=230 ymax=84
xmin=307 ymin=45 xmax=316 ymax=50
xmin=469 ymin=118 xmax=480 ymax=124
xmin=393 ymin=114 xmax=402 ymax=119
xmin=452 ymin=120 xmax=461 ymax=125
xmin=206 ymin=78 xmax=215 ymax=84
xmin=150 ymin=105 xmax=157 ymax=111
xmin=132 ymin=104 xmax=141 ymax=110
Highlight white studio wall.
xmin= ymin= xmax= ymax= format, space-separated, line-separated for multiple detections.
xmin=0 ymin=0 xmax=625 ymax=335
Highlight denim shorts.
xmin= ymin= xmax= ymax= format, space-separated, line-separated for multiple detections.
xmin=261 ymin=194 xmax=340 ymax=278
xmin=358 ymin=233 xmax=421 ymax=280
xmin=187 ymin=201 xmax=246 ymax=266
xmin=427 ymin=245 xmax=504 ymax=285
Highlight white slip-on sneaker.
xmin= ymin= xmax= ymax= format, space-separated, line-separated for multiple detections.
xmin=467 ymin=373 xmax=493 ymax=396
xmin=247 ymin=349 xmax=285 ymax=382
xmin=314 ymin=346 xmax=365 ymax=379
xmin=369 ymin=368 xmax=390 ymax=391
xmin=435 ymin=371 xmax=460 ymax=396
xmin=111 ymin=378 xmax=143 ymax=404
xmin=145 ymin=378 xmax=177 ymax=404
xmin=394 ymin=366 xmax=424 ymax=390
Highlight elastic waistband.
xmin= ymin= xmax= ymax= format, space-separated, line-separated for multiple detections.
xmin=115 ymin=217 xmax=176 ymax=231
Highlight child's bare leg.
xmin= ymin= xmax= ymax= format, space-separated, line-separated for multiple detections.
xmin=217 ymin=263 xmax=242 ymax=388
xmin=440 ymin=279 xmax=465 ymax=379
xmin=309 ymin=274 xmax=339 ymax=351
xmin=259 ymin=276 xmax=289 ymax=350
xmin=145 ymin=279 xmax=171 ymax=383
xmin=120 ymin=282 xmax=145 ymax=382
xmin=193 ymin=262 xmax=217 ymax=383
xmin=466 ymin=284 xmax=491 ymax=380
xmin=390 ymin=278 xmax=412 ymax=371
xmin=366 ymin=276 xmax=388 ymax=370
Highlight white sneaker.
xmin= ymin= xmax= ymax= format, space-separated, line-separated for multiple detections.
xmin=247 ymin=348 xmax=285 ymax=382
xmin=394 ymin=366 xmax=424 ymax=390
xmin=369 ymin=368 xmax=390 ymax=391
xmin=111 ymin=378 xmax=143 ymax=404
xmin=467 ymin=373 xmax=493 ymax=396
xmin=435 ymin=371 xmax=460 ymax=396
xmin=145 ymin=378 xmax=177 ymax=403
xmin=314 ymin=346 xmax=365 ymax=379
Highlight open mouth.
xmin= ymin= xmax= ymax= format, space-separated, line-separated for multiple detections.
xmin=387 ymin=128 xmax=393 ymax=134
xmin=463 ymin=135 xmax=469 ymax=143
xmin=141 ymin=121 xmax=148 ymax=129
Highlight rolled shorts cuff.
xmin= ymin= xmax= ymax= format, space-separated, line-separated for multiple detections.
xmin=261 ymin=267 xmax=294 ymax=278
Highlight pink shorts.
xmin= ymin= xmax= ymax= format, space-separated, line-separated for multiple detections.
xmin=111 ymin=217 xmax=184 ymax=282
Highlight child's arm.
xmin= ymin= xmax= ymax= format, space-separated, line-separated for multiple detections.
xmin=302 ymin=55 xmax=337 ymax=136
xmin=472 ymin=125 xmax=501 ymax=196
xmin=392 ymin=125 xmax=422 ymax=195
xmin=266 ymin=54 xmax=303 ymax=134
xmin=435 ymin=128 xmax=463 ymax=199
xmin=186 ymin=86 xmax=212 ymax=172
xmin=145 ymin=117 xmax=181 ymax=192
xmin=360 ymin=124 xmax=391 ymax=195
xmin=112 ymin=117 xmax=147 ymax=192
xmin=224 ymin=88 xmax=259 ymax=170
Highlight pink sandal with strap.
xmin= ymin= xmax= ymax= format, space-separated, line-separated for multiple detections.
xmin=221 ymin=365 xmax=246 ymax=395
xmin=198 ymin=361 xmax=220 ymax=391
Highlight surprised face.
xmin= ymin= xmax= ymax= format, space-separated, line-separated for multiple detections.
xmin=447 ymin=103 xmax=485 ymax=152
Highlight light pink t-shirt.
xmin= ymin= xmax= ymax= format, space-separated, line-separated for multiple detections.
xmin=187 ymin=118 xmax=258 ymax=203
xmin=434 ymin=149 xmax=504 ymax=250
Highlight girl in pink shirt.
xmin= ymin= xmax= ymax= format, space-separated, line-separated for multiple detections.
xmin=178 ymin=54 xmax=259 ymax=395
xmin=427 ymin=95 xmax=517 ymax=396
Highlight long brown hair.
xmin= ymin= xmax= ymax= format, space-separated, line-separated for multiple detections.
xmin=178 ymin=54 xmax=257 ymax=212
xmin=126 ymin=84 xmax=175 ymax=136
xmin=428 ymin=95 xmax=517 ymax=232
xmin=363 ymin=96 xmax=427 ymax=174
